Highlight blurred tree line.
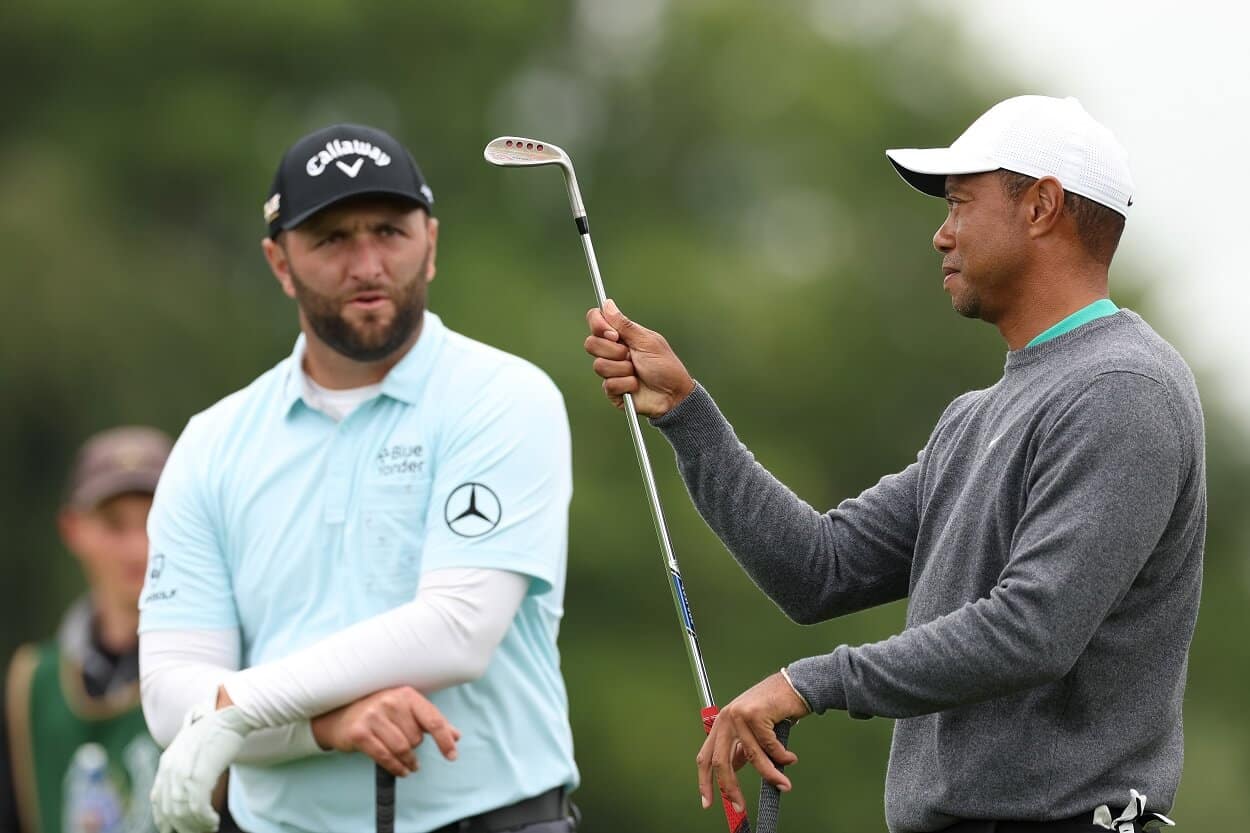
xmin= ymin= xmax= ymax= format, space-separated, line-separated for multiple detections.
xmin=2 ymin=1 xmax=1246 ymax=829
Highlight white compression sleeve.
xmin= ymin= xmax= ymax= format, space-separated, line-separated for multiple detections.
xmin=139 ymin=628 xmax=322 ymax=764
xmin=222 ymin=567 xmax=528 ymax=728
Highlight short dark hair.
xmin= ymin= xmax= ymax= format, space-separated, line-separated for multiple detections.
xmin=999 ymin=171 xmax=1125 ymax=265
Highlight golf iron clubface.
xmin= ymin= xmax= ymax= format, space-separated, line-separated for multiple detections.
xmin=484 ymin=136 xmax=790 ymax=833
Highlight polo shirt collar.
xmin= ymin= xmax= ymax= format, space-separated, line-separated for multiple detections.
xmin=280 ymin=335 xmax=308 ymax=416
xmin=279 ymin=311 xmax=447 ymax=416
xmin=380 ymin=311 xmax=446 ymax=405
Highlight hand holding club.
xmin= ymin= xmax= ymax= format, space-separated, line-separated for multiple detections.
xmin=312 ymin=686 xmax=460 ymax=778
xmin=585 ymin=299 xmax=695 ymax=417
xmin=697 ymin=672 xmax=808 ymax=818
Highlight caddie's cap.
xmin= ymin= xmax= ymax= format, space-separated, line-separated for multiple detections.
xmin=65 ymin=426 xmax=173 ymax=509
xmin=263 ymin=124 xmax=435 ymax=239
xmin=886 ymin=95 xmax=1134 ymax=217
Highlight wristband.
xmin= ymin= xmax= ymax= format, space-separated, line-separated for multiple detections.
xmin=779 ymin=666 xmax=812 ymax=715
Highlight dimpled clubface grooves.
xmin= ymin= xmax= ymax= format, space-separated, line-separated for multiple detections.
xmin=483 ymin=136 xmax=568 ymax=168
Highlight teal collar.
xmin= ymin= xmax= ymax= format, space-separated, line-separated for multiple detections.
xmin=1026 ymin=299 xmax=1119 ymax=348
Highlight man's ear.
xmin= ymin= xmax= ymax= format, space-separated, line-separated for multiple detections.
xmin=58 ymin=508 xmax=87 ymax=562
xmin=262 ymin=235 xmax=297 ymax=299
xmin=1027 ymin=176 xmax=1065 ymax=239
xmin=424 ymin=216 xmax=439 ymax=282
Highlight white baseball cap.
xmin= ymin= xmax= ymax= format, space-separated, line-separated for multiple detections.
xmin=886 ymin=95 xmax=1134 ymax=217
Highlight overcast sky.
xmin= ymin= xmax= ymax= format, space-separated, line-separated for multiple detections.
xmin=932 ymin=0 xmax=1250 ymax=429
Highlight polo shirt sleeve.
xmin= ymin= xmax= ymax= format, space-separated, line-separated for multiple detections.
xmin=420 ymin=364 xmax=571 ymax=594
xmin=139 ymin=415 xmax=240 ymax=632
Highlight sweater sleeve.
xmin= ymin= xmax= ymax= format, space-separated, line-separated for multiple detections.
xmin=651 ymin=384 xmax=919 ymax=624
xmin=788 ymin=371 xmax=1185 ymax=716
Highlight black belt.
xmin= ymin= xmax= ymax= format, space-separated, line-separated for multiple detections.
xmin=944 ymin=816 xmax=1150 ymax=832
xmin=430 ymin=787 xmax=575 ymax=833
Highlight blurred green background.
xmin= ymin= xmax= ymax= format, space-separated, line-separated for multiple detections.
xmin=2 ymin=1 xmax=1246 ymax=830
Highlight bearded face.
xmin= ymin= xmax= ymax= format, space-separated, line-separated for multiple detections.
xmin=287 ymin=246 xmax=431 ymax=362
xmin=267 ymin=197 xmax=438 ymax=366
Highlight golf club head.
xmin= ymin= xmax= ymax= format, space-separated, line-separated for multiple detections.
xmin=483 ymin=135 xmax=586 ymax=219
xmin=483 ymin=136 xmax=570 ymax=170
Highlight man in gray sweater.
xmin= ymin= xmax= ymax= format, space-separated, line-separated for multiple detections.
xmin=584 ymin=96 xmax=1204 ymax=832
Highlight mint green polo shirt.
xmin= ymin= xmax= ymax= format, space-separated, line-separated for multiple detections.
xmin=140 ymin=312 xmax=577 ymax=833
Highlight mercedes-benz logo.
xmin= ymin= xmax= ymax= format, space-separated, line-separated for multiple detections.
xmin=444 ymin=483 xmax=501 ymax=537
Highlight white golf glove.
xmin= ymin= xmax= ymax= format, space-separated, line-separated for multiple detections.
xmin=150 ymin=703 xmax=253 ymax=833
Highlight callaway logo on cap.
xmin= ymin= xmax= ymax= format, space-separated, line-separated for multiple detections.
xmin=263 ymin=124 xmax=435 ymax=238
xmin=305 ymin=139 xmax=391 ymax=178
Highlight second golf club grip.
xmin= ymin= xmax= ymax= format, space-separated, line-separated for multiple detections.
xmin=702 ymin=706 xmax=751 ymax=833
xmin=376 ymin=764 xmax=395 ymax=833
xmin=755 ymin=719 xmax=792 ymax=833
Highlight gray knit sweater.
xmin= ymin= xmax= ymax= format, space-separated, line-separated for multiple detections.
xmin=651 ymin=310 xmax=1205 ymax=832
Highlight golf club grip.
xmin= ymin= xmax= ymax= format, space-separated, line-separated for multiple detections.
xmin=702 ymin=706 xmax=752 ymax=833
xmin=754 ymin=720 xmax=792 ymax=833
xmin=376 ymin=764 xmax=395 ymax=833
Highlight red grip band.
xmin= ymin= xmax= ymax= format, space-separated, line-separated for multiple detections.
xmin=723 ymin=795 xmax=750 ymax=833
xmin=699 ymin=706 xmax=751 ymax=832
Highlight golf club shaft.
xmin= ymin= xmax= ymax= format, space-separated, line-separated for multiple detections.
xmin=520 ymin=149 xmax=787 ymax=833
xmin=579 ymin=210 xmax=801 ymax=833
xmin=376 ymin=765 xmax=395 ymax=833
xmin=568 ymin=196 xmax=754 ymax=832
xmin=576 ymin=223 xmax=715 ymax=710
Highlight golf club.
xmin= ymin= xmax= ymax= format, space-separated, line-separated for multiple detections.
xmin=484 ymin=135 xmax=790 ymax=833
xmin=377 ymin=764 xmax=395 ymax=833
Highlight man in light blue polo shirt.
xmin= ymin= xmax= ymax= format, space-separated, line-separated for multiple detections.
xmin=138 ymin=124 xmax=579 ymax=833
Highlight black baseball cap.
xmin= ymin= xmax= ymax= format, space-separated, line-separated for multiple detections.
xmin=264 ymin=124 xmax=434 ymax=239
